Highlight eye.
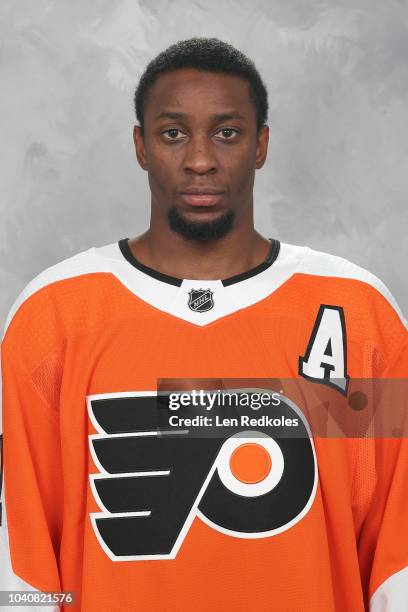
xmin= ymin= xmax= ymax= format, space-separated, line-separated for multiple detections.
xmin=215 ymin=128 xmax=239 ymax=140
xmin=162 ymin=128 xmax=185 ymax=140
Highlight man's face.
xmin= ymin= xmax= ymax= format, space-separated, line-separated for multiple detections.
xmin=133 ymin=68 xmax=268 ymax=241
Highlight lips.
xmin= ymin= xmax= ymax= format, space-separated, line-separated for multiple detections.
xmin=180 ymin=193 xmax=223 ymax=206
xmin=179 ymin=188 xmax=225 ymax=207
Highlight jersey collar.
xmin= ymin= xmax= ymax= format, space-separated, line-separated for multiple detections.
xmin=93 ymin=239 xmax=305 ymax=327
xmin=118 ymin=237 xmax=280 ymax=288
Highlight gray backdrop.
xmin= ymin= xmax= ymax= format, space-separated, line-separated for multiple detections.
xmin=1 ymin=0 xmax=407 ymax=328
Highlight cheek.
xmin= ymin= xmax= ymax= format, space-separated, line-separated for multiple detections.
xmin=146 ymin=150 xmax=178 ymax=194
xmin=230 ymin=156 xmax=256 ymax=195
xmin=222 ymin=140 xmax=257 ymax=190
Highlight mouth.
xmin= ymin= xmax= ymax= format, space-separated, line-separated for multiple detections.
xmin=179 ymin=185 xmax=225 ymax=208
xmin=178 ymin=190 xmax=226 ymax=207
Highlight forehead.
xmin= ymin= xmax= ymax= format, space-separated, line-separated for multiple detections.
xmin=144 ymin=68 xmax=254 ymax=120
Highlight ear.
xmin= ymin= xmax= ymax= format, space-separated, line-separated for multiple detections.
xmin=255 ymin=124 xmax=269 ymax=169
xmin=133 ymin=125 xmax=148 ymax=171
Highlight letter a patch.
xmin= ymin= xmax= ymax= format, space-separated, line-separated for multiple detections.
xmin=299 ymin=305 xmax=349 ymax=395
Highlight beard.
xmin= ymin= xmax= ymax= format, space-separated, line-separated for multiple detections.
xmin=168 ymin=206 xmax=235 ymax=241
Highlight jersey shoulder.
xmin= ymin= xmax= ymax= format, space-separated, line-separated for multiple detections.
xmin=3 ymin=241 xmax=138 ymax=336
xmin=1 ymin=243 xmax=132 ymax=374
xmin=3 ymin=245 xmax=101 ymax=337
xmin=296 ymin=244 xmax=407 ymax=330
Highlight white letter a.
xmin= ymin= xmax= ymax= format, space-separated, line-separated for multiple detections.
xmin=299 ymin=305 xmax=349 ymax=394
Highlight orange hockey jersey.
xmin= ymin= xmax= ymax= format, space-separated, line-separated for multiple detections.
xmin=1 ymin=237 xmax=407 ymax=611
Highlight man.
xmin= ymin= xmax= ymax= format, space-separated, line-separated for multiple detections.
xmin=1 ymin=37 xmax=407 ymax=611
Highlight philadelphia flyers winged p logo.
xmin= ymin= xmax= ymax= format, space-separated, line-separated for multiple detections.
xmin=87 ymin=391 xmax=317 ymax=561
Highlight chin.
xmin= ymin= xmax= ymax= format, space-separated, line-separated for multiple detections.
xmin=168 ymin=206 xmax=235 ymax=241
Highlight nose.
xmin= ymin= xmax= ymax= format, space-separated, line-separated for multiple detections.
xmin=183 ymin=135 xmax=217 ymax=175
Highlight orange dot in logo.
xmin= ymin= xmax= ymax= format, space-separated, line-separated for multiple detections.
xmin=229 ymin=443 xmax=272 ymax=484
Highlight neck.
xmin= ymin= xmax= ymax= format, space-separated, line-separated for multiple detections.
xmin=127 ymin=212 xmax=271 ymax=281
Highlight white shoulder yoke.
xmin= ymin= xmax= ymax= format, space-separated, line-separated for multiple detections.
xmin=299 ymin=246 xmax=408 ymax=330
xmin=2 ymin=241 xmax=406 ymax=333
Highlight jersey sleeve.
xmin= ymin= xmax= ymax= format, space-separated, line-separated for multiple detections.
xmin=0 ymin=294 xmax=64 ymax=611
xmin=358 ymin=337 xmax=408 ymax=611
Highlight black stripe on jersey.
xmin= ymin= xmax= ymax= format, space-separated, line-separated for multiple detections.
xmin=223 ymin=238 xmax=280 ymax=286
xmin=118 ymin=237 xmax=280 ymax=287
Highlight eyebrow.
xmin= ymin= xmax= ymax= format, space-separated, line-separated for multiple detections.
xmin=154 ymin=111 xmax=247 ymax=122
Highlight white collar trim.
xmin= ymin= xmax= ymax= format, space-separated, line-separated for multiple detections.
xmin=94 ymin=241 xmax=306 ymax=327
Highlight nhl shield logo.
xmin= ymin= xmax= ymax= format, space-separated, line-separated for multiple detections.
xmin=187 ymin=288 xmax=214 ymax=312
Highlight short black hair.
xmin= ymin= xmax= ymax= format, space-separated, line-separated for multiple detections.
xmin=134 ymin=37 xmax=268 ymax=134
